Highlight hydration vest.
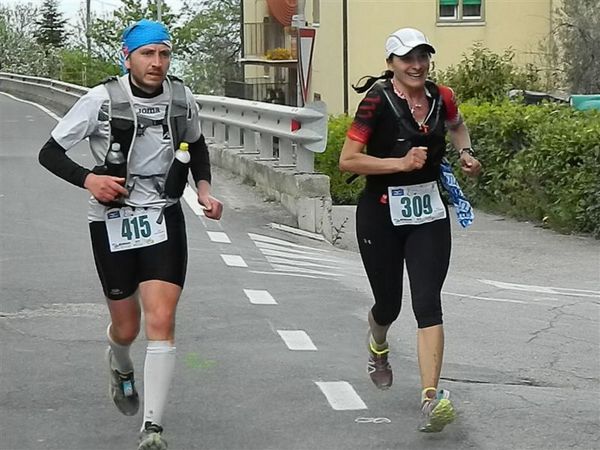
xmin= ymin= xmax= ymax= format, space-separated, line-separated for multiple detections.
xmin=378 ymin=79 xmax=446 ymax=157
xmin=97 ymin=74 xmax=189 ymax=161
xmin=94 ymin=75 xmax=191 ymax=208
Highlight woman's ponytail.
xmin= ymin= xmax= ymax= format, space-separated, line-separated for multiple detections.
xmin=351 ymin=70 xmax=393 ymax=93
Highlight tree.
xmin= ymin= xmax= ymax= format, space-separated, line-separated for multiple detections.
xmin=34 ymin=0 xmax=68 ymax=48
xmin=178 ymin=0 xmax=242 ymax=94
xmin=555 ymin=0 xmax=600 ymax=93
xmin=88 ymin=0 xmax=181 ymax=66
xmin=0 ymin=3 xmax=54 ymax=76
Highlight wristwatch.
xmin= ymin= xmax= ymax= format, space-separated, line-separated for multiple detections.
xmin=459 ymin=147 xmax=475 ymax=157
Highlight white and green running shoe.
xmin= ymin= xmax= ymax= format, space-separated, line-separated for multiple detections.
xmin=419 ymin=389 xmax=456 ymax=433
xmin=138 ymin=422 xmax=168 ymax=450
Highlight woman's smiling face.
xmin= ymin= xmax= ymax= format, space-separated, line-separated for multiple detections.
xmin=387 ymin=47 xmax=432 ymax=91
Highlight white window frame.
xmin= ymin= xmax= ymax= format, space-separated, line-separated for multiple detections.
xmin=437 ymin=0 xmax=484 ymax=23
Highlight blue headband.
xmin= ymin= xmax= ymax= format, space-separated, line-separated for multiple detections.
xmin=120 ymin=19 xmax=172 ymax=73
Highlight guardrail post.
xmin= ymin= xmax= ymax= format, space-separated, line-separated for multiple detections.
xmin=215 ymin=123 xmax=226 ymax=144
xmin=259 ymin=133 xmax=275 ymax=160
xmin=228 ymin=126 xmax=241 ymax=147
xmin=277 ymin=138 xmax=294 ymax=166
xmin=202 ymin=121 xmax=214 ymax=139
xmin=241 ymin=129 xmax=258 ymax=153
xmin=296 ymin=145 xmax=314 ymax=173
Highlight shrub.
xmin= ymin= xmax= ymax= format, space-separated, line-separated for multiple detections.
xmin=315 ymin=115 xmax=364 ymax=204
xmin=432 ymin=43 xmax=542 ymax=103
xmin=319 ymin=102 xmax=600 ymax=237
xmin=452 ymin=101 xmax=600 ymax=236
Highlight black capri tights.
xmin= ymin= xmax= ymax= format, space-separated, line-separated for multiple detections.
xmin=356 ymin=191 xmax=451 ymax=329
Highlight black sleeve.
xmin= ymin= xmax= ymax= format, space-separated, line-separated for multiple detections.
xmin=188 ymin=134 xmax=211 ymax=185
xmin=38 ymin=137 xmax=91 ymax=188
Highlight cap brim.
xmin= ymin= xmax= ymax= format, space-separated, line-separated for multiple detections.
xmin=390 ymin=43 xmax=436 ymax=57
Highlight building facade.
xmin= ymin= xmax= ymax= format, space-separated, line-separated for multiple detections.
xmin=234 ymin=0 xmax=561 ymax=114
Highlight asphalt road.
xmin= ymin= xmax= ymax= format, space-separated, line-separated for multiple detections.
xmin=1 ymin=92 xmax=599 ymax=450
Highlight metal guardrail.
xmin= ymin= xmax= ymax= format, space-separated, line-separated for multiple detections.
xmin=0 ymin=72 xmax=328 ymax=174
xmin=196 ymin=94 xmax=327 ymax=173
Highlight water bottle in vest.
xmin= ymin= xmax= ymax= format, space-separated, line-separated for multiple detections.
xmin=105 ymin=143 xmax=127 ymax=179
xmin=164 ymin=142 xmax=190 ymax=198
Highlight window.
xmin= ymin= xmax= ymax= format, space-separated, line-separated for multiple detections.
xmin=438 ymin=0 xmax=483 ymax=22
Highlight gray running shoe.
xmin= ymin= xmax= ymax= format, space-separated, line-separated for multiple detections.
xmin=367 ymin=335 xmax=392 ymax=390
xmin=419 ymin=389 xmax=456 ymax=432
xmin=105 ymin=347 xmax=139 ymax=416
xmin=138 ymin=422 xmax=168 ymax=450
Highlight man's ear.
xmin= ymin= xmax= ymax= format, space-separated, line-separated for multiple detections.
xmin=124 ymin=58 xmax=131 ymax=70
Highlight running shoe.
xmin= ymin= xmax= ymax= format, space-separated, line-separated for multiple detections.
xmin=138 ymin=422 xmax=168 ymax=450
xmin=367 ymin=334 xmax=393 ymax=389
xmin=105 ymin=347 xmax=139 ymax=416
xmin=419 ymin=389 xmax=456 ymax=432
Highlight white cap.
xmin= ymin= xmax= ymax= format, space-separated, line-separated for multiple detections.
xmin=385 ymin=28 xmax=436 ymax=58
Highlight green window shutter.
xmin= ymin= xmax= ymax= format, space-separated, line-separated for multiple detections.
xmin=463 ymin=0 xmax=481 ymax=5
xmin=440 ymin=0 xmax=459 ymax=5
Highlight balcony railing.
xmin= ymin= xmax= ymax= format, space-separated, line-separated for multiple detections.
xmin=225 ymin=78 xmax=298 ymax=107
xmin=243 ymin=21 xmax=296 ymax=61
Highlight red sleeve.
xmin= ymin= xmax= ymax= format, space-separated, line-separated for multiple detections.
xmin=438 ymin=85 xmax=461 ymax=126
xmin=347 ymin=88 xmax=383 ymax=144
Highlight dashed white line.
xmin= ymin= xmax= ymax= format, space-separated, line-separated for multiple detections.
xmin=221 ymin=254 xmax=247 ymax=267
xmin=315 ymin=381 xmax=368 ymax=411
xmin=277 ymin=330 xmax=317 ymax=350
xmin=207 ymin=231 xmax=231 ymax=243
xmin=243 ymin=289 xmax=277 ymax=305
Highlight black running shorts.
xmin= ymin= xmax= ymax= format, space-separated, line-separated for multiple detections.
xmin=89 ymin=203 xmax=188 ymax=300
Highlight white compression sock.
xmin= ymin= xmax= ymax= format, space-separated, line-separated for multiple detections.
xmin=142 ymin=340 xmax=176 ymax=429
xmin=107 ymin=323 xmax=134 ymax=373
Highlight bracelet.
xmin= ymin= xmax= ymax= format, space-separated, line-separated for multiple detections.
xmin=459 ymin=147 xmax=475 ymax=157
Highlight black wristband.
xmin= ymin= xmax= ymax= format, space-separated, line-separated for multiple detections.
xmin=459 ymin=147 xmax=475 ymax=157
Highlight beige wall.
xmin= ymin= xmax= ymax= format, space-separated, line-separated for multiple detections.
xmin=310 ymin=2 xmax=345 ymax=115
xmin=243 ymin=0 xmax=556 ymax=114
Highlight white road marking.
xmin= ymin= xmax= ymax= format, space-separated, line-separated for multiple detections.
xmin=266 ymin=256 xmax=339 ymax=270
xmin=243 ymin=289 xmax=277 ymax=305
xmin=248 ymin=233 xmax=328 ymax=251
xmin=315 ymin=381 xmax=368 ymax=411
xmin=259 ymin=248 xmax=340 ymax=263
xmin=479 ymin=279 xmax=600 ymax=299
xmin=268 ymin=223 xmax=326 ymax=241
xmin=207 ymin=231 xmax=231 ymax=243
xmin=221 ymin=254 xmax=247 ymax=267
xmin=443 ymin=291 xmax=528 ymax=304
xmin=277 ymin=330 xmax=317 ymax=350
xmin=0 ymin=92 xmax=61 ymax=120
xmin=255 ymin=241 xmax=329 ymax=256
xmin=249 ymin=270 xmax=334 ymax=280
xmin=249 ymin=232 xmax=364 ymax=280
xmin=182 ymin=185 xmax=205 ymax=217
xmin=270 ymin=263 xmax=344 ymax=277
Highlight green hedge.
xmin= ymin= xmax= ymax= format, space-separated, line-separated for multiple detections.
xmin=316 ymin=102 xmax=600 ymax=237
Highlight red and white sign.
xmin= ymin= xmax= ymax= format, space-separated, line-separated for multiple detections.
xmin=297 ymin=27 xmax=316 ymax=105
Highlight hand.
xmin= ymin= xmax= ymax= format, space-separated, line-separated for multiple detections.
xmin=84 ymin=173 xmax=128 ymax=203
xmin=198 ymin=193 xmax=223 ymax=220
xmin=460 ymin=153 xmax=482 ymax=177
xmin=399 ymin=146 xmax=428 ymax=172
